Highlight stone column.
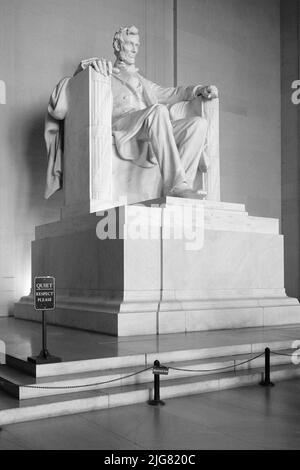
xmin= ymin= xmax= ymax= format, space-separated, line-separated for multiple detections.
xmin=281 ymin=0 xmax=300 ymax=299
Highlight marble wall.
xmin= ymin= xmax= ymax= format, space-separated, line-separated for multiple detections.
xmin=177 ymin=0 xmax=281 ymax=219
xmin=281 ymin=0 xmax=300 ymax=299
xmin=0 ymin=0 xmax=285 ymax=315
xmin=0 ymin=0 xmax=173 ymax=315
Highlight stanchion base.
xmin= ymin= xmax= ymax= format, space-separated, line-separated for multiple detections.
xmin=148 ymin=400 xmax=165 ymax=406
xmin=28 ymin=352 xmax=62 ymax=364
xmin=259 ymin=381 xmax=275 ymax=387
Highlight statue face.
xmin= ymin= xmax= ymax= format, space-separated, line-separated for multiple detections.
xmin=119 ymin=34 xmax=140 ymax=65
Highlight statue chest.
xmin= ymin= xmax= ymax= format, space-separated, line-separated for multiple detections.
xmin=112 ymin=74 xmax=147 ymax=112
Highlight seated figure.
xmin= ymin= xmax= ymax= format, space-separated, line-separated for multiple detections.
xmin=44 ymin=26 xmax=219 ymax=204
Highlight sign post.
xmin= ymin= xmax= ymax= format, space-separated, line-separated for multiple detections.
xmin=28 ymin=276 xmax=62 ymax=364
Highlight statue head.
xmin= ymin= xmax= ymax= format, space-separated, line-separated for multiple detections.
xmin=113 ymin=26 xmax=140 ymax=65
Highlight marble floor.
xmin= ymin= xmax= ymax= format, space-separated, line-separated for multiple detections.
xmin=1 ymin=317 xmax=300 ymax=361
xmin=0 ymin=317 xmax=300 ymax=449
xmin=0 ymin=378 xmax=300 ymax=449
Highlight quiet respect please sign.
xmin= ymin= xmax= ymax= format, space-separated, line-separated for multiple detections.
xmin=34 ymin=276 xmax=55 ymax=311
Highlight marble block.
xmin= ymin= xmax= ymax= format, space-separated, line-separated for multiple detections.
xmin=14 ymin=198 xmax=300 ymax=335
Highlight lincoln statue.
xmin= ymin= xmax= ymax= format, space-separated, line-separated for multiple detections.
xmin=45 ymin=26 xmax=219 ymax=200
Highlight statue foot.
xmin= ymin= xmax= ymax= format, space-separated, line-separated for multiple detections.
xmin=167 ymin=188 xmax=207 ymax=200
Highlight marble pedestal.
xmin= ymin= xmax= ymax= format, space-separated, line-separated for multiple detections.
xmin=14 ymin=198 xmax=300 ymax=336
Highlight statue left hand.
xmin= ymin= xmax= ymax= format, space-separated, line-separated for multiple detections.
xmin=197 ymin=85 xmax=219 ymax=100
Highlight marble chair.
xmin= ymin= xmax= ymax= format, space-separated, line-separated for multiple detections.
xmin=62 ymin=67 xmax=220 ymax=218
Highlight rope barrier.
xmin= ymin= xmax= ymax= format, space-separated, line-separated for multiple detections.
xmin=168 ymin=352 xmax=265 ymax=373
xmin=270 ymin=350 xmax=295 ymax=358
xmin=19 ymin=366 xmax=153 ymax=390
xmin=0 ymin=348 xmax=296 ymax=392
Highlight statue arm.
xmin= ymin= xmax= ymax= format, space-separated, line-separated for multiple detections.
xmin=141 ymin=77 xmax=218 ymax=105
xmin=143 ymin=77 xmax=201 ymax=105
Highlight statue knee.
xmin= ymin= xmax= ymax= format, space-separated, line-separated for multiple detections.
xmin=153 ymin=103 xmax=169 ymax=119
xmin=145 ymin=104 xmax=171 ymax=131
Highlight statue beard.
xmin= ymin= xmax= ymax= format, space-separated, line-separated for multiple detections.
xmin=118 ymin=50 xmax=136 ymax=66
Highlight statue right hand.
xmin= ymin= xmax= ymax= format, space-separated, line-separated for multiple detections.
xmin=80 ymin=57 xmax=113 ymax=77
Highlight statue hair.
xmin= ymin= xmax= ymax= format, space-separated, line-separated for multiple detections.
xmin=113 ymin=26 xmax=139 ymax=57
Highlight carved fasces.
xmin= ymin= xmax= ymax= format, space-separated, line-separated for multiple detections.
xmin=90 ymin=70 xmax=113 ymax=201
xmin=63 ymin=67 xmax=114 ymax=216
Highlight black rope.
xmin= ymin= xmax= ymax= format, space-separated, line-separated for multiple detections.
xmin=270 ymin=350 xmax=295 ymax=358
xmin=17 ymin=366 xmax=153 ymax=390
xmin=168 ymin=352 xmax=265 ymax=373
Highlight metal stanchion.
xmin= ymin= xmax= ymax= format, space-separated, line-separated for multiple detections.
xmin=40 ymin=310 xmax=49 ymax=359
xmin=259 ymin=347 xmax=274 ymax=387
xmin=28 ymin=310 xmax=61 ymax=364
xmin=148 ymin=360 xmax=168 ymax=406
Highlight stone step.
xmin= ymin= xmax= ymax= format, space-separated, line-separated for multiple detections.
xmin=0 ymin=348 xmax=293 ymax=400
xmin=5 ymin=338 xmax=295 ymax=378
xmin=0 ymin=363 xmax=299 ymax=426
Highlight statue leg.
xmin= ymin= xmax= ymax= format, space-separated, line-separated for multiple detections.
xmin=172 ymin=117 xmax=208 ymax=188
xmin=143 ymin=104 xmax=188 ymax=194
